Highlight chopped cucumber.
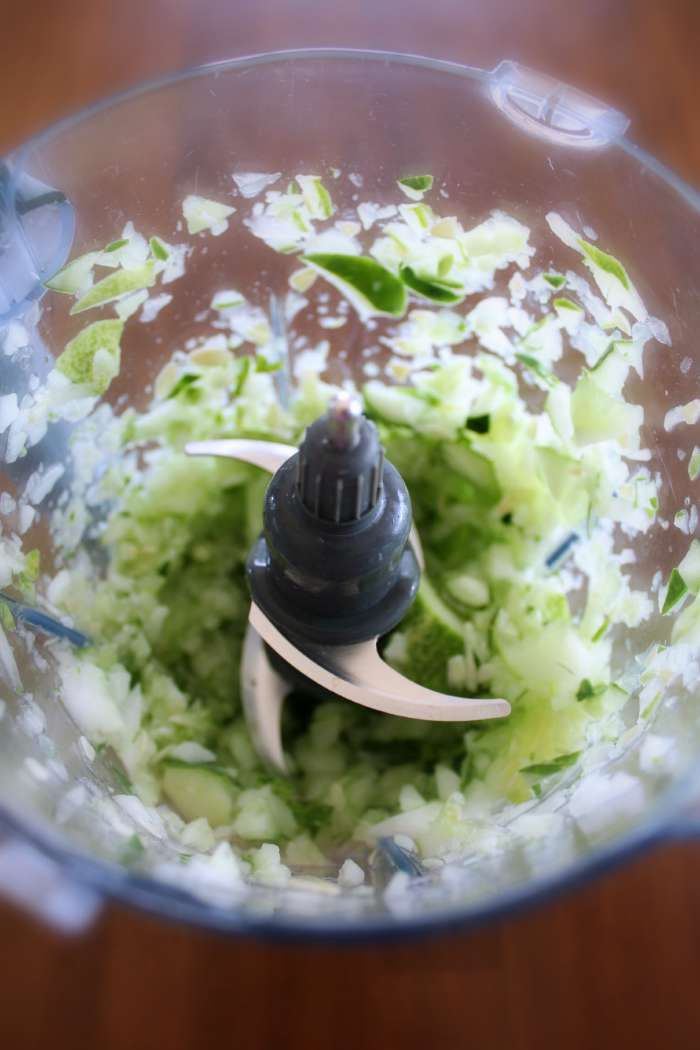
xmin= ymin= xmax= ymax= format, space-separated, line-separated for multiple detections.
xmin=678 ymin=540 xmax=700 ymax=595
xmin=445 ymin=573 xmax=490 ymax=608
xmin=571 ymin=373 xmax=643 ymax=450
xmin=521 ymin=751 xmax=580 ymax=778
xmin=46 ymin=251 xmax=102 ymax=295
xmin=364 ymin=382 xmax=426 ymax=427
xmin=662 ymin=569 xmax=688 ymax=615
xmin=384 ymin=577 xmax=465 ymax=694
xmin=303 ymin=253 xmax=407 ymax=318
xmin=149 ymin=236 xmax=170 ymax=261
xmin=55 ymin=320 xmax=124 ymax=394
xmin=161 ymin=761 xmax=237 ymax=826
xmin=400 ymin=265 xmax=464 ymax=304
xmin=182 ymin=194 xmax=236 ymax=236
xmin=546 ymin=212 xmax=647 ymax=320
xmin=41 ymin=175 xmax=678 ymax=873
xmin=71 ymin=262 xmax=156 ymax=315
xmin=296 ymin=175 xmax=334 ymax=219
xmin=442 ymin=440 xmax=500 ymax=503
xmin=397 ymin=175 xmax=434 ymax=200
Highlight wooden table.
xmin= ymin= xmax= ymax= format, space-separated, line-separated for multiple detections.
xmin=1 ymin=3 xmax=699 ymax=1047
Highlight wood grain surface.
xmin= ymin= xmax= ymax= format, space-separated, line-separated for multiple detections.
xmin=1 ymin=3 xmax=699 ymax=1048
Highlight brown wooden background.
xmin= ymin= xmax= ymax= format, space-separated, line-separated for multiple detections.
xmin=1 ymin=2 xmax=699 ymax=1048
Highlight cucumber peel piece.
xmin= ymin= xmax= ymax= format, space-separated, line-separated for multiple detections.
xmin=399 ymin=265 xmax=465 ymax=304
xmin=553 ymin=297 xmax=582 ymax=313
xmin=302 ymin=253 xmax=407 ymax=318
xmin=397 ymin=175 xmax=434 ymax=200
xmin=296 ymin=175 xmax=334 ymax=219
xmin=662 ymin=568 xmax=689 ymax=615
xmin=149 ymin=236 xmax=170 ymax=261
xmin=578 ymin=240 xmax=630 ymax=290
xmin=546 ymin=212 xmax=647 ymax=320
xmin=678 ymin=540 xmax=700 ymax=595
xmin=46 ymin=251 xmax=102 ymax=295
xmin=520 ymin=751 xmax=580 ymax=777
xmin=104 ymin=238 xmax=129 ymax=254
xmin=516 ymin=352 xmax=557 ymax=388
xmin=70 ymin=262 xmax=156 ymax=315
xmin=689 ymin=448 xmax=700 ymax=482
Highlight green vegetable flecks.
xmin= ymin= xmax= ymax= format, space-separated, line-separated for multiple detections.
xmin=591 ymin=617 xmax=610 ymax=642
xmin=231 ymin=358 xmax=251 ymax=399
xmin=516 ymin=352 xmax=557 ymax=387
xmin=23 ymin=549 xmax=40 ymax=581
xmin=0 ymin=599 xmax=15 ymax=630
xmin=399 ymin=265 xmax=464 ymax=304
xmin=466 ymin=414 xmax=490 ymax=435
xmin=662 ymin=568 xmax=688 ymax=614
xmin=575 ymin=679 xmax=606 ymax=702
xmin=121 ymin=834 xmax=145 ymax=865
xmin=399 ymin=175 xmax=433 ymax=191
xmin=166 ymin=373 xmax=200 ymax=401
xmin=104 ymin=238 xmax=129 ymax=253
xmin=150 ymin=236 xmax=170 ymax=261
xmin=12 ymin=548 xmax=40 ymax=597
xmin=578 ymin=239 xmax=631 ymax=290
xmin=591 ymin=342 xmax=616 ymax=372
xmin=553 ymin=297 xmax=582 ymax=313
xmin=521 ymin=751 xmax=581 ymax=777
xmin=111 ymin=764 xmax=133 ymax=794
xmin=397 ymin=175 xmax=434 ymax=200
xmin=273 ymin=781 xmax=333 ymax=835
xmin=254 ymin=354 xmax=282 ymax=374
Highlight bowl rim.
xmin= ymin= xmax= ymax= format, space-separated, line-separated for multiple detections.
xmin=0 ymin=794 xmax=685 ymax=943
xmin=4 ymin=47 xmax=699 ymax=208
xmin=1 ymin=46 xmax=698 ymax=941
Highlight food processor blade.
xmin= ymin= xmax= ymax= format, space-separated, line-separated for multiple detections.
xmin=186 ymin=402 xmax=509 ymax=774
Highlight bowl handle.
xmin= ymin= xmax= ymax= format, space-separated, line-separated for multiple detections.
xmin=488 ymin=61 xmax=629 ymax=149
xmin=0 ymin=162 xmax=75 ymax=326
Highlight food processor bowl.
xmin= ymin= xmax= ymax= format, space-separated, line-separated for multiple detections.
xmin=0 ymin=49 xmax=699 ymax=940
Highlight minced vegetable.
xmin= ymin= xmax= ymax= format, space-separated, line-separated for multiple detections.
xmin=4 ymin=168 xmax=693 ymax=886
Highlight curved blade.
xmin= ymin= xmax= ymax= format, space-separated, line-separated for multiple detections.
xmin=185 ymin=438 xmax=295 ymax=473
xmin=186 ymin=436 xmax=498 ymax=773
xmin=250 ymin=603 xmax=510 ymax=723
xmin=241 ymin=621 xmax=292 ymax=774
xmin=183 ymin=436 xmax=425 ymax=569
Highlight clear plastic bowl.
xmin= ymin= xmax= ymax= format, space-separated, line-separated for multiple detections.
xmin=0 ymin=49 xmax=699 ymax=940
